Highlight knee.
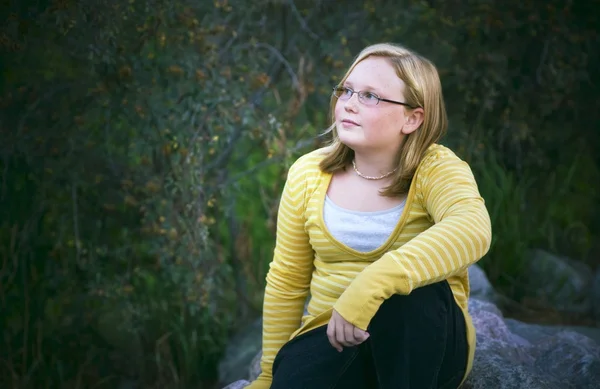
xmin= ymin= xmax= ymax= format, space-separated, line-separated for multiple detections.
xmin=369 ymin=281 xmax=452 ymax=327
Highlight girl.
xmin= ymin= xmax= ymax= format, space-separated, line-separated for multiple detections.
xmin=246 ymin=42 xmax=492 ymax=389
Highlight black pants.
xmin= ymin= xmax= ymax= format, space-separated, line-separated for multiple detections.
xmin=270 ymin=280 xmax=468 ymax=389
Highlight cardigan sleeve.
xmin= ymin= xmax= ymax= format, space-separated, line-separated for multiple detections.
xmin=246 ymin=159 xmax=315 ymax=389
xmin=333 ymin=153 xmax=492 ymax=331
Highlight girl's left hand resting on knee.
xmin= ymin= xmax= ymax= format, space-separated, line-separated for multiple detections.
xmin=327 ymin=309 xmax=370 ymax=352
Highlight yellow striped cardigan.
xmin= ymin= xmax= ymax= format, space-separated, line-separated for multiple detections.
xmin=246 ymin=143 xmax=492 ymax=389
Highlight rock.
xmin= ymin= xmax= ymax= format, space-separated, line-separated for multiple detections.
xmin=505 ymin=318 xmax=600 ymax=344
xmin=218 ymin=318 xmax=262 ymax=385
xmin=463 ymin=299 xmax=600 ymax=389
xmin=468 ymin=296 xmax=503 ymax=317
xmin=221 ymin=380 xmax=251 ymax=389
xmin=470 ymin=308 xmax=532 ymax=362
xmin=525 ymin=249 xmax=593 ymax=315
xmin=248 ymin=350 xmax=262 ymax=381
xmin=531 ymin=331 xmax=600 ymax=389
xmin=463 ymin=352 xmax=557 ymax=389
xmin=249 ymin=352 xmax=261 ymax=383
xmin=468 ymin=264 xmax=496 ymax=303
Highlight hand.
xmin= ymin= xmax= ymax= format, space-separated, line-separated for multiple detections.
xmin=326 ymin=309 xmax=370 ymax=352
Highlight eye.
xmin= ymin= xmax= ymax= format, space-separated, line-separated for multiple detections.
xmin=341 ymin=87 xmax=353 ymax=97
xmin=333 ymin=86 xmax=350 ymax=98
xmin=362 ymin=91 xmax=379 ymax=101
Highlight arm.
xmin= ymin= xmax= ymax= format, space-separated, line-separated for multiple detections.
xmin=247 ymin=160 xmax=314 ymax=389
xmin=333 ymin=154 xmax=492 ymax=330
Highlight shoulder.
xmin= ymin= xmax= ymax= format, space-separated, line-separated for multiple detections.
xmin=420 ymin=143 xmax=463 ymax=168
xmin=415 ymin=144 xmax=476 ymax=192
xmin=283 ymin=147 xmax=330 ymax=208
xmin=417 ymin=143 xmax=469 ymax=177
xmin=287 ymin=146 xmax=330 ymax=179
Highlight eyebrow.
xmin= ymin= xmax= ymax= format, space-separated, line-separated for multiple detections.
xmin=343 ymin=81 xmax=382 ymax=94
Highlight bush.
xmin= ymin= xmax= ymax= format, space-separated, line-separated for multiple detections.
xmin=1 ymin=0 xmax=319 ymax=387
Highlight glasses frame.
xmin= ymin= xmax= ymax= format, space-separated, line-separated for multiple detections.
xmin=332 ymin=86 xmax=417 ymax=109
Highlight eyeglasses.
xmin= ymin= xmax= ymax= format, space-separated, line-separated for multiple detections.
xmin=332 ymin=86 xmax=416 ymax=108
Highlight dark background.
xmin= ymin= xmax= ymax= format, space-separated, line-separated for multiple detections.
xmin=1 ymin=0 xmax=599 ymax=388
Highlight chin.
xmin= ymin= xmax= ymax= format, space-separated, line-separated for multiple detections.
xmin=338 ymin=137 xmax=365 ymax=152
xmin=336 ymin=124 xmax=377 ymax=150
xmin=336 ymin=130 xmax=359 ymax=147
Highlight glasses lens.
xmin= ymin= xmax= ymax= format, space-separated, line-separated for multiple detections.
xmin=333 ymin=86 xmax=347 ymax=99
xmin=359 ymin=92 xmax=380 ymax=106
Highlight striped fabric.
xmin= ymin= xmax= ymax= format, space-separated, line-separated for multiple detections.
xmin=246 ymin=144 xmax=492 ymax=389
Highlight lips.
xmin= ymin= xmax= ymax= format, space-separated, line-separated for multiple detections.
xmin=341 ymin=119 xmax=360 ymax=126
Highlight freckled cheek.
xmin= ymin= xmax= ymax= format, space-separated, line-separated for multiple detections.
xmin=363 ymin=114 xmax=390 ymax=138
xmin=381 ymin=112 xmax=403 ymax=136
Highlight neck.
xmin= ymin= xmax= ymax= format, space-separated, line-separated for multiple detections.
xmin=352 ymin=152 xmax=397 ymax=178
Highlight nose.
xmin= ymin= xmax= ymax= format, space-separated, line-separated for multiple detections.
xmin=344 ymin=92 xmax=359 ymax=111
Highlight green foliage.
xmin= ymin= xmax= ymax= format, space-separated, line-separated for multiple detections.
xmin=1 ymin=0 xmax=319 ymax=387
xmin=470 ymin=148 xmax=532 ymax=296
xmin=469 ymin=138 xmax=599 ymax=298
xmin=1 ymin=0 xmax=598 ymax=388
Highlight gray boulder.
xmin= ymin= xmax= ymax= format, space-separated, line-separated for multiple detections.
xmin=469 ymin=308 xmax=532 ymax=363
xmin=463 ymin=301 xmax=600 ymax=389
xmin=525 ymin=249 xmax=593 ymax=315
xmin=468 ymin=264 xmax=497 ymax=303
xmin=465 ymin=297 xmax=600 ymax=389
xmin=505 ymin=318 xmax=600 ymax=344
xmin=463 ymin=352 xmax=557 ymax=389
xmin=222 ymin=380 xmax=251 ymax=389
xmin=531 ymin=331 xmax=600 ymax=389
xmin=218 ymin=318 xmax=262 ymax=385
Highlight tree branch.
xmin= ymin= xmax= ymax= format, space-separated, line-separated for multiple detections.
xmin=287 ymin=0 xmax=319 ymax=40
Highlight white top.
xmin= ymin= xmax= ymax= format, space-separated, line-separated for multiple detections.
xmin=323 ymin=195 xmax=406 ymax=253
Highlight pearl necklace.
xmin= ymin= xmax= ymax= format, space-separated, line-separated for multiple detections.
xmin=351 ymin=160 xmax=398 ymax=180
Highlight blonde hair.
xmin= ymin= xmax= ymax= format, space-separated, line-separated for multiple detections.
xmin=319 ymin=43 xmax=448 ymax=196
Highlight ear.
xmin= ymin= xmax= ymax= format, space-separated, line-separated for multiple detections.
xmin=401 ymin=107 xmax=424 ymax=135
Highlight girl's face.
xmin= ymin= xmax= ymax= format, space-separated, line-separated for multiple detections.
xmin=334 ymin=56 xmax=420 ymax=155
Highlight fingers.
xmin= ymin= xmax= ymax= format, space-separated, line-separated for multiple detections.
xmin=327 ymin=311 xmax=370 ymax=352
xmin=339 ymin=320 xmax=369 ymax=347
xmin=343 ymin=325 xmax=369 ymax=347
xmin=327 ymin=318 xmax=343 ymax=352
xmin=354 ymin=327 xmax=370 ymax=344
xmin=344 ymin=323 xmax=356 ymax=346
xmin=336 ymin=319 xmax=350 ymax=347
